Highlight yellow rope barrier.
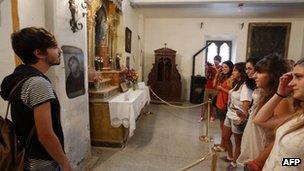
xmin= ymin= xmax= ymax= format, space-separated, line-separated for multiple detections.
xmin=149 ymin=87 xmax=209 ymax=109
xmin=148 ymin=87 xmax=218 ymax=171
xmin=178 ymin=151 xmax=212 ymax=171
xmin=178 ymin=149 xmax=218 ymax=171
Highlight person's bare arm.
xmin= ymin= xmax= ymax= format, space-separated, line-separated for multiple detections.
xmin=217 ymin=85 xmax=230 ymax=93
xmin=34 ymin=102 xmax=72 ymax=171
xmin=253 ymin=97 xmax=293 ymax=128
xmin=253 ymin=73 xmax=294 ymax=128
xmin=246 ymin=142 xmax=274 ymax=169
xmin=237 ymin=101 xmax=251 ymax=121
xmin=213 ymin=73 xmax=219 ymax=88
xmin=213 ymin=67 xmax=222 ymax=88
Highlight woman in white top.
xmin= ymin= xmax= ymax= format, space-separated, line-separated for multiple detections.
xmin=221 ymin=62 xmax=255 ymax=168
xmin=254 ymin=58 xmax=304 ymax=171
xmin=237 ymin=57 xmax=262 ymax=166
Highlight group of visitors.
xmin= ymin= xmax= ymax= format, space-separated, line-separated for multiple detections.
xmin=201 ymin=55 xmax=304 ymax=170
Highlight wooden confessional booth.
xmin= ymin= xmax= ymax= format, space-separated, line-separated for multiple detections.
xmin=148 ymin=47 xmax=182 ymax=103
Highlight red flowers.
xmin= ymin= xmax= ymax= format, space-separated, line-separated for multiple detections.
xmin=123 ymin=68 xmax=138 ymax=83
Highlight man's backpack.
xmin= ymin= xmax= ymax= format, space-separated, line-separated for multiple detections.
xmin=0 ymin=78 xmax=35 ymax=171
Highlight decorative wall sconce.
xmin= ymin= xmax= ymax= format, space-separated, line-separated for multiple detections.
xmin=240 ymin=22 xmax=245 ymax=30
xmin=68 ymin=0 xmax=88 ymax=33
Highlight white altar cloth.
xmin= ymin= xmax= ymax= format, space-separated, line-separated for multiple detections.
xmin=109 ymin=86 xmax=150 ymax=137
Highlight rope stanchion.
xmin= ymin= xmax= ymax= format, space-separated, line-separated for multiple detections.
xmin=148 ymin=86 xmax=219 ymax=170
xmin=211 ymin=149 xmax=218 ymax=171
xmin=178 ymin=152 xmax=212 ymax=171
xmin=199 ymin=99 xmax=213 ymax=143
xmin=178 ymin=148 xmax=218 ymax=171
xmin=149 ymin=87 xmax=208 ymax=109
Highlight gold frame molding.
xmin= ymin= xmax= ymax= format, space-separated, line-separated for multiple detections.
xmin=87 ymin=0 xmax=104 ymax=68
xmin=11 ymin=0 xmax=22 ymax=66
xmin=87 ymin=0 xmax=120 ymax=69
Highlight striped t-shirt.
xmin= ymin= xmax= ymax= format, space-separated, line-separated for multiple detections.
xmin=20 ymin=76 xmax=58 ymax=168
xmin=21 ymin=76 xmax=55 ymax=108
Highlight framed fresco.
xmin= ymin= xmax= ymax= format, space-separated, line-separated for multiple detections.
xmin=62 ymin=45 xmax=85 ymax=99
xmin=246 ymin=22 xmax=291 ymax=59
xmin=125 ymin=27 xmax=132 ymax=53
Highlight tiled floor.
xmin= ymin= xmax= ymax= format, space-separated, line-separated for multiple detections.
xmin=90 ymin=104 xmax=241 ymax=171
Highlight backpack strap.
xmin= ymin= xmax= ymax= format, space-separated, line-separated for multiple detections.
xmin=5 ymin=77 xmax=36 ymax=150
xmin=24 ymin=126 xmax=36 ymax=150
xmin=5 ymin=77 xmax=31 ymax=119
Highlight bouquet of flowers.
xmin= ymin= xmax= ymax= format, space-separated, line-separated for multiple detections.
xmin=88 ymin=68 xmax=102 ymax=83
xmin=88 ymin=68 xmax=103 ymax=90
xmin=123 ymin=68 xmax=139 ymax=84
xmin=93 ymin=72 xmax=103 ymax=83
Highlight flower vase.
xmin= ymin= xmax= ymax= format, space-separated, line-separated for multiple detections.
xmin=132 ymin=82 xmax=138 ymax=90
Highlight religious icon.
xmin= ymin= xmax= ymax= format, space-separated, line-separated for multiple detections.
xmin=125 ymin=27 xmax=132 ymax=53
xmin=62 ymin=45 xmax=85 ymax=98
xmin=247 ymin=22 xmax=291 ymax=59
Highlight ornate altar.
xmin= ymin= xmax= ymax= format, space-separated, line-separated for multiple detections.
xmin=148 ymin=47 xmax=182 ymax=103
xmin=87 ymin=0 xmax=121 ymax=69
xmin=86 ymin=0 xmax=127 ymax=147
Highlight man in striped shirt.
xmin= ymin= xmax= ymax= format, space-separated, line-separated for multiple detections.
xmin=1 ymin=27 xmax=72 ymax=171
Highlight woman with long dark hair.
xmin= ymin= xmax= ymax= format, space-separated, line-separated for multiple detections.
xmin=237 ymin=57 xmax=261 ymax=166
xmin=242 ymin=56 xmax=294 ymax=170
xmin=220 ymin=62 xmax=255 ymax=168
xmin=211 ymin=60 xmax=234 ymax=151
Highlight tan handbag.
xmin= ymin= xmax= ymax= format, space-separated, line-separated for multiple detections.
xmin=0 ymin=78 xmax=35 ymax=171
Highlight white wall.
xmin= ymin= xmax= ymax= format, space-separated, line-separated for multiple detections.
xmin=18 ymin=0 xmax=45 ymax=28
xmin=0 ymin=0 xmax=15 ymax=117
xmin=122 ymin=0 xmax=142 ymax=79
xmin=50 ymin=0 xmax=91 ymax=168
xmin=0 ymin=0 xmax=46 ymax=117
xmin=144 ymin=18 xmax=304 ymax=101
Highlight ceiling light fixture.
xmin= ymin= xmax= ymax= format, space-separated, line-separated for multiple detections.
xmin=238 ymin=3 xmax=244 ymax=12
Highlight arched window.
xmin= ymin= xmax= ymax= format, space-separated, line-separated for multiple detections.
xmin=206 ymin=40 xmax=232 ymax=64
xmin=206 ymin=43 xmax=217 ymax=64
xmin=219 ymin=43 xmax=230 ymax=62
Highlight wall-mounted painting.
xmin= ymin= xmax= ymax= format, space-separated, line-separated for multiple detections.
xmin=246 ymin=22 xmax=291 ymax=59
xmin=62 ymin=45 xmax=85 ymax=99
xmin=125 ymin=27 xmax=132 ymax=53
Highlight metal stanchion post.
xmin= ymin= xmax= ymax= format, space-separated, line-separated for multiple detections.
xmin=211 ymin=149 xmax=218 ymax=171
xmin=200 ymin=99 xmax=213 ymax=143
xmin=145 ymin=103 xmax=153 ymax=115
xmin=178 ymin=152 xmax=212 ymax=171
